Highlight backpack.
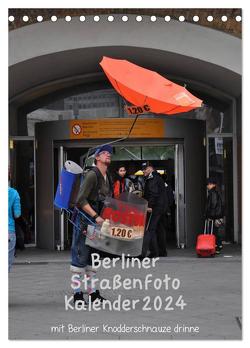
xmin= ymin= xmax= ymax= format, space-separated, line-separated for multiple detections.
xmin=165 ymin=184 xmax=175 ymax=208
xmin=55 ymin=162 xmax=113 ymax=212
xmin=127 ymin=175 xmax=143 ymax=193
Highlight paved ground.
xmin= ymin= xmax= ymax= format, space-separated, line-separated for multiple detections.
xmin=9 ymin=245 xmax=242 ymax=340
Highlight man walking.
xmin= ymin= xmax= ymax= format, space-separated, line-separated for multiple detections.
xmin=70 ymin=144 xmax=113 ymax=304
xmin=141 ymin=162 xmax=168 ymax=258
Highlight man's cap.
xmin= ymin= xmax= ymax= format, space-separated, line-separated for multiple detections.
xmin=207 ymin=177 xmax=217 ymax=185
xmin=142 ymin=161 xmax=154 ymax=170
xmin=94 ymin=144 xmax=113 ymax=157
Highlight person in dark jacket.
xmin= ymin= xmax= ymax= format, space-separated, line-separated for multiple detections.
xmin=205 ymin=177 xmax=224 ymax=253
xmin=141 ymin=162 xmax=168 ymax=258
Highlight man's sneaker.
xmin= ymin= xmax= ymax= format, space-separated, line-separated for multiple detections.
xmin=216 ymin=245 xmax=223 ymax=253
xmin=89 ymin=290 xmax=106 ymax=303
xmin=73 ymin=291 xmax=85 ymax=304
xmin=215 ymin=246 xmax=222 ymax=254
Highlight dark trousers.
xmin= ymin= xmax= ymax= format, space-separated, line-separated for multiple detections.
xmin=213 ymin=225 xmax=223 ymax=247
xmin=207 ymin=219 xmax=223 ymax=248
xmin=156 ymin=213 xmax=168 ymax=255
xmin=142 ymin=211 xmax=162 ymax=257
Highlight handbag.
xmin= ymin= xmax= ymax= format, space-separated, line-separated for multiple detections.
xmin=214 ymin=218 xmax=224 ymax=228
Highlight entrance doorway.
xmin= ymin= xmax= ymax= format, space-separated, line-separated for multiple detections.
xmin=54 ymin=143 xmax=185 ymax=251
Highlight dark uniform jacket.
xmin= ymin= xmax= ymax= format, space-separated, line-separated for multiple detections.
xmin=205 ymin=188 xmax=224 ymax=219
xmin=144 ymin=171 xmax=169 ymax=214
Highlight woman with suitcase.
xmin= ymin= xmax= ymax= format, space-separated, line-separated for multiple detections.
xmin=205 ymin=177 xmax=224 ymax=254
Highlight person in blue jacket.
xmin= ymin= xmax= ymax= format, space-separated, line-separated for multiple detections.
xmin=8 ymin=186 xmax=21 ymax=272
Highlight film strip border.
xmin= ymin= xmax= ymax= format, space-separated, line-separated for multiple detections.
xmin=8 ymin=9 xmax=242 ymax=37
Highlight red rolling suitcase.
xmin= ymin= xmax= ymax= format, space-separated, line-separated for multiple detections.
xmin=196 ymin=219 xmax=216 ymax=257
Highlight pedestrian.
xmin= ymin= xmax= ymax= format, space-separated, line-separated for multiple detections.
xmin=141 ymin=162 xmax=168 ymax=258
xmin=8 ymin=186 xmax=21 ymax=272
xmin=70 ymin=144 xmax=113 ymax=304
xmin=113 ymin=165 xmax=134 ymax=198
xmin=205 ymin=177 xmax=224 ymax=253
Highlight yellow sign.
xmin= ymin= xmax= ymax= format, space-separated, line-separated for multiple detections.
xmin=70 ymin=118 xmax=165 ymax=139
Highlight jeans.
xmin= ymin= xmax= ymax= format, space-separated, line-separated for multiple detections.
xmin=8 ymin=233 xmax=16 ymax=272
xmin=71 ymin=212 xmax=94 ymax=269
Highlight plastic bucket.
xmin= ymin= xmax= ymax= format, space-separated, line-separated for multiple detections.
xmin=85 ymin=192 xmax=148 ymax=256
xmin=54 ymin=169 xmax=77 ymax=209
xmin=54 ymin=161 xmax=83 ymax=209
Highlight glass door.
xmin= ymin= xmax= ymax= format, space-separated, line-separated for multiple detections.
xmin=175 ymin=144 xmax=185 ymax=248
xmin=54 ymin=146 xmax=89 ymax=250
xmin=82 ymin=143 xmax=181 ymax=248
xmin=54 ymin=143 xmax=186 ymax=249
xmin=54 ymin=146 xmax=68 ymax=251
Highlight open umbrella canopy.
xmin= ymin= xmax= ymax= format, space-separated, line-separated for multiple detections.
xmin=100 ymin=56 xmax=203 ymax=115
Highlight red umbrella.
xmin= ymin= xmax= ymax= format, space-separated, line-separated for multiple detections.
xmin=100 ymin=56 xmax=203 ymax=115
xmin=81 ymin=56 xmax=203 ymax=169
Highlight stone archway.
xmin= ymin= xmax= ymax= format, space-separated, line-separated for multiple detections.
xmin=10 ymin=15 xmax=241 ymax=108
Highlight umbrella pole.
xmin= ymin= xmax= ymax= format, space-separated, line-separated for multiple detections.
xmin=126 ymin=113 xmax=140 ymax=137
xmin=100 ymin=113 xmax=140 ymax=146
xmin=83 ymin=114 xmax=140 ymax=171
